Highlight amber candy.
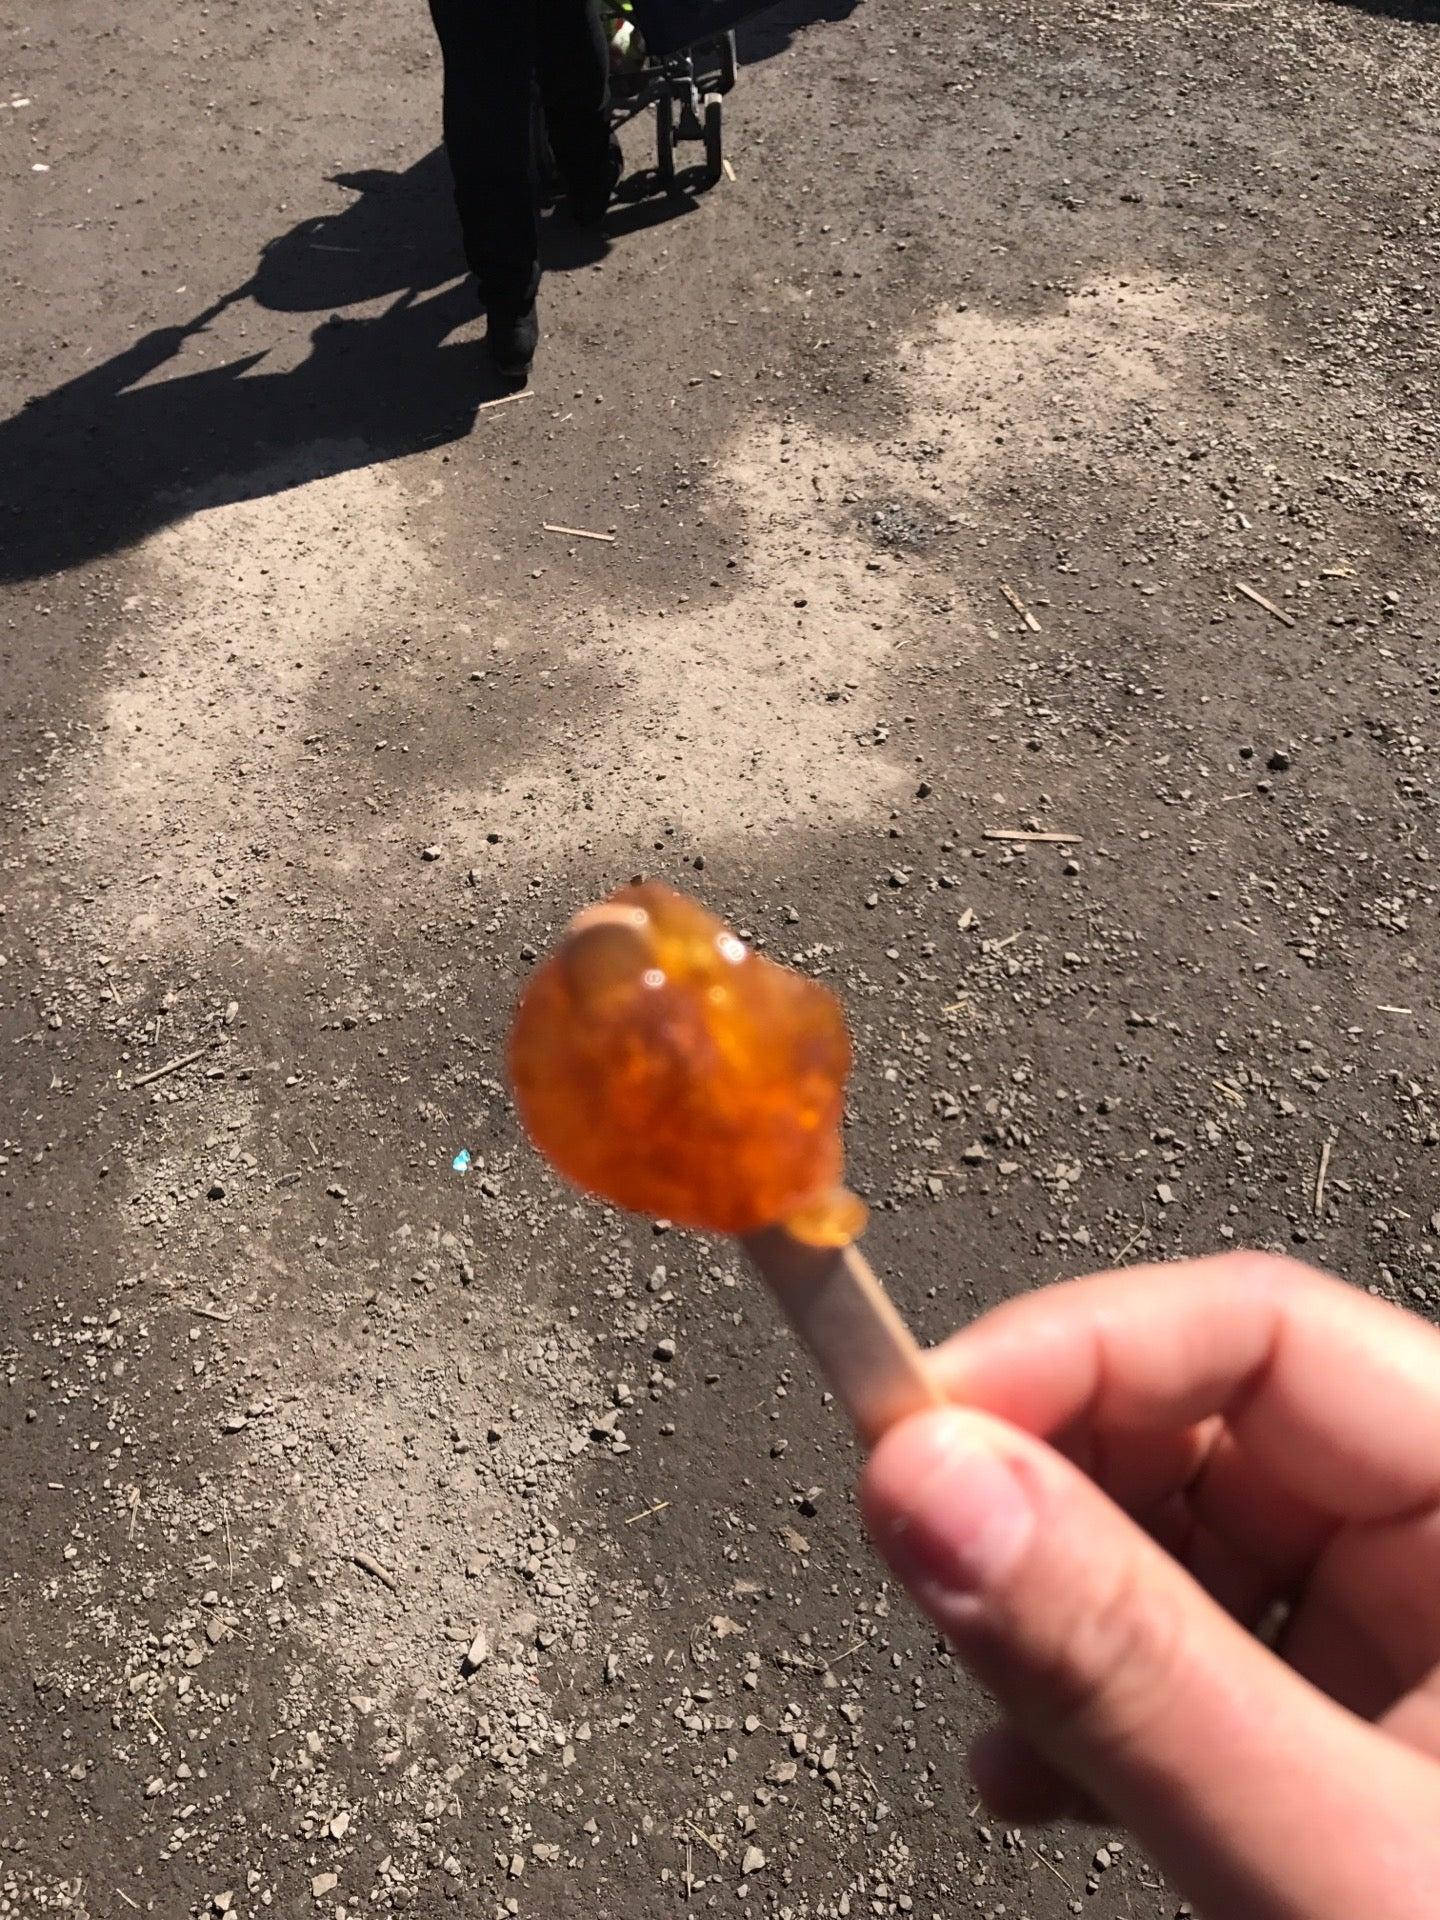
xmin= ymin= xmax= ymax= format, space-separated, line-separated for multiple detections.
xmin=508 ymin=882 xmax=867 ymax=1247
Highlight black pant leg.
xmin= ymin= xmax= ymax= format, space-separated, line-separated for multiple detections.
xmin=535 ymin=0 xmax=615 ymax=199
xmin=426 ymin=0 xmax=541 ymax=313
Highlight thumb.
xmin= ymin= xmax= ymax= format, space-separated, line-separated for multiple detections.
xmin=862 ymin=1407 xmax=1440 ymax=1920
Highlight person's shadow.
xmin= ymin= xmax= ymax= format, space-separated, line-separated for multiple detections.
xmin=0 ymin=150 xmax=611 ymax=588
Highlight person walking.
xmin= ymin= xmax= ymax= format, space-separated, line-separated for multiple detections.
xmin=426 ymin=0 xmax=622 ymax=380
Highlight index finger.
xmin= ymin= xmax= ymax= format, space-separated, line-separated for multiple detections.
xmin=928 ymin=1252 xmax=1440 ymax=1522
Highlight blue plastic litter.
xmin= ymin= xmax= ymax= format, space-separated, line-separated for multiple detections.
xmin=451 ymin=1149 xmax=472 ymax=1174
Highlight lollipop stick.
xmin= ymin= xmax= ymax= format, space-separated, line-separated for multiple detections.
xmin=742 ymin=1228 xmax=945 ymax=1448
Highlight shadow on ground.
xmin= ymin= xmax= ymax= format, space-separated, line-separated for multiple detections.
xmin=736 ymin=0 xmax=861 ymax=63
xmin=1325 ymin=0 xmax=1438 ymax=19
xmin=0 ymin=148 xmax=692 ymax=587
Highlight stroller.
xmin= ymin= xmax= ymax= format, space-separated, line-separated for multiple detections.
xmin=604 ymin=0 xmax=749 ymax=192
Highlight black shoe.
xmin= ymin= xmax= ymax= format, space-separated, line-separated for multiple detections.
xmin=569 ymin=140 xmax=624 ymax=228
xmin=485 ymin=303 xmax=538 ymax=381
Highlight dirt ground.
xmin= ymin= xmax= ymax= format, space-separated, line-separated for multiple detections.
xmin=2 ymin=0 xmax=1438 ymax=1914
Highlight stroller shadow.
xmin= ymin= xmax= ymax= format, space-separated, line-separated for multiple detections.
xmin=1325 ymin=0 xmax=1438 ymax=17
xmin=0 ymin=150 xmax=614 ymax=589
xmin=736 ymin=0 xmax=860 ymax=62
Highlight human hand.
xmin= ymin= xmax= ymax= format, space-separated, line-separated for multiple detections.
xmin=860 ymin=1253 xmax=1440 ymax=1920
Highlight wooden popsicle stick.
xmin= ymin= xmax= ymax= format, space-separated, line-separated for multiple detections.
xmin=742 ymin=1227 xmax=945 ymax=1449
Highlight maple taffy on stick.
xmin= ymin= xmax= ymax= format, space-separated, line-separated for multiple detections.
xmin=508 ymin=882 xmax=942 ymax=1446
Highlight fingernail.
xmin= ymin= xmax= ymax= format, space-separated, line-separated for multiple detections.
xmin=877 ymin=1411 xmax=1036 ymax=1601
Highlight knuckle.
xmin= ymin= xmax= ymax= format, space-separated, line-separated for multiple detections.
xmin=1030 ymin=1547 xmax=1192 ymax=1770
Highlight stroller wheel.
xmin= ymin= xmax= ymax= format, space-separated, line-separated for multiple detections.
xmin=703 ymin=96 xmax=723 ymax=188
xmin=656 ymin=88 xmax=679 ymax=192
